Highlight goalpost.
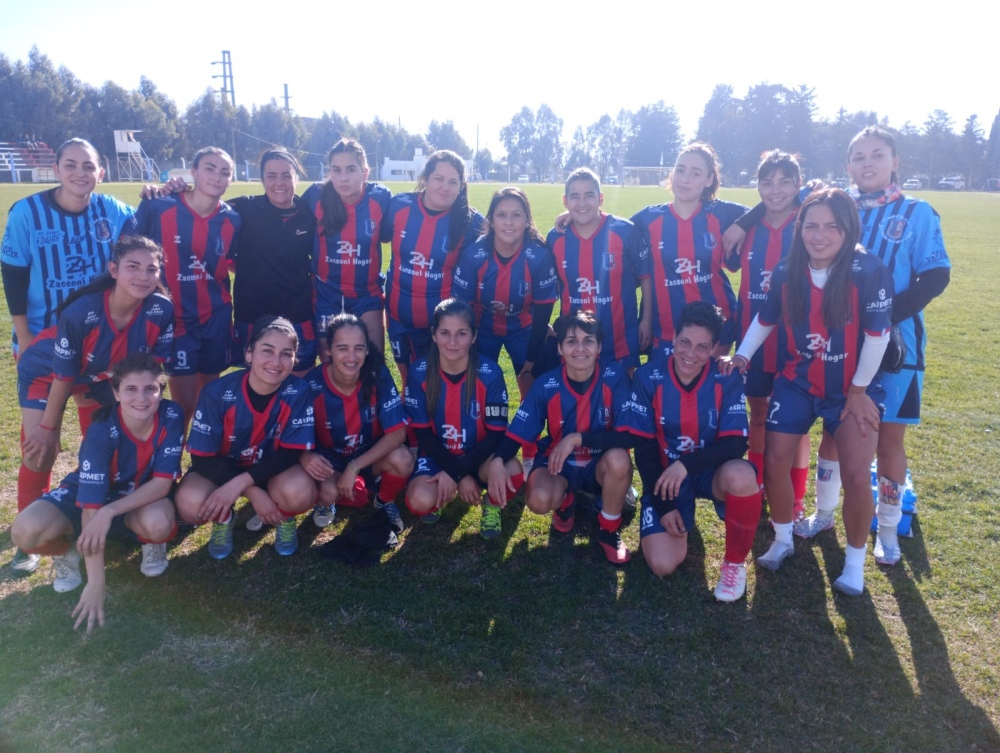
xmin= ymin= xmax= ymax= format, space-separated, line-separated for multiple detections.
xmin=622 ymin=165 xmax=672 ymax=187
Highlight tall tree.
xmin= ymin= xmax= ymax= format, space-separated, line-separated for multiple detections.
xmin=565 ymin=126 xmax=592 ymax=170
xmin=474 ymin=148 xmax=494 ymax=179
xmin=988 ymin=109 xmax=1000 ymax=177
xmin=959 ymin=114 xmax=985 ymax=189
xmin=586 ymin=114 xmax=617 ymax=180
xmin=500 ymin=107 xmax=535 ymax=175
xmin=426 ymin=120 xmax=472 ymax=158
xmin=531 ymin=104 xmax=564 ymax=182
xmin=922 ymin=109 xmax=959 ymax=182
xmin=629 ymin=101 xmax=682 ymax=181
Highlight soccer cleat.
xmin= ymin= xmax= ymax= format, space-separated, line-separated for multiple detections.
xmin=873 ymin=535 xmax=901 ymax=566
xmin=273 ymin=518 xmax=299 ymax=556
xmin=480 ymin=504 xmax=502 ymax=540
xmin=757 ymin=540 xmax=794 ymax=571
xmin=246 ymin=515 xmax=263 ymax=532
xmin=312 ymin=505 xmax=336 ymax=528
xmin=714 ymin=561 xmax=747 ymax=602
xmin=374 ymin=499 xmax=404 ymax=531
xmin=793 ymin=512 xmax=835 ymax=539
xmin=11 ymin=548 xmax=41 ymax=576
xmin=52 ymin=548 xmax=82 ymax=593
xmin=551 ymin=492 xmax=576 ymax=534
xmin=140 ymin=542 xmax=169 ymax=577
xmin=207 ymin=519 xmax=234 ymax=560
xmin=420 ymin=509 xmax=442 ymax=525
xmin=596 ymin=527 xmax=631 ymax=564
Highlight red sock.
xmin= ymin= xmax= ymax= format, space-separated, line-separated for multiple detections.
xmin=24 ymin=537 xmax=71 ymax=556
xmin=558 ymin=490 xmax=575 ymax=511
xmin=522 ymin=443 xmax=537 ymax=462
xmin=77 ymin=403 xmax=101 ymax=435
xmin=18 ymin=464 xmax=51 ymax=512
xmin=790 ymin=466 xmax=808 ymax=504
xmin=598 ymin=510 xmax=622 ymax=532
xmin=509 ymin=472 xmax=525 ymax=493
xmin=724 ymin=491 xmax=762 ymax=564
xmin=377 ymin=472 xmax=408 ymax=504
xmin=748 ymin=451 xmax=765 ymax=488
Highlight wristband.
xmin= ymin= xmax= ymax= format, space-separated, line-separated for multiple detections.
xmin=38 ymin=423 xmax=56 ymax=432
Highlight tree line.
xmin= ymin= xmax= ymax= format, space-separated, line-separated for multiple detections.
xmin=3 ymin=48 xmax=999 ymax=187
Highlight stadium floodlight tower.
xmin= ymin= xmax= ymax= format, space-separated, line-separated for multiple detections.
xmin=114 ymin=130 xmax=160 ymax=182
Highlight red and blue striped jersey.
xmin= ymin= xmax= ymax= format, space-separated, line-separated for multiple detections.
xmin=631 ymin=200 xmax=745 ymax=345
xmin=187 ymin=370 xmax=315 ymax=468
xmin=305 ymin=362 xmax=407 ymax=461
xmin=627 ymin=358 xmax=747 ymax=467
xmin=452 ymin=238 xmax=559 ymax=337
xmin=303 ymin=181 xmax=390 ymax=304
xmin=18 ymin=290 xmax=173 ymax=392
xmin=546 ymin=214 xmax=650 ymax=362
xmin=759 ymin=251 xmax=894 ymax=400
xmin=404 ymin=355 xmax=509 ymax=456
xmin=1 ymin=189 xmax=136 ymax=338
xmin=76 ymin=399 xmax=186 ymax=508
xmin=133 ymin=194 xmax=239 ymax=334
xmin=382 ymin=192 xmax=486 ymax=329
xmin=735 ymin=214 xmax=795 ymax=374
xmin=506 ymin=362 xmax=631 ymax=467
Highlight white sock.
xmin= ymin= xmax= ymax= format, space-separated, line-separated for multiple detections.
xmin=815 ymin=458 xmax=841 ymax=515
xmin=773 ymin=522 xmax=793 ymax=546
xmin=838 ymin=543 xmax=868 ymax=593
xmin=877 ymin=475 xmax=903 ymax=546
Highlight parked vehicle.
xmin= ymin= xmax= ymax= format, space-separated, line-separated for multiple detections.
xmin=903 ymin=178 xmax=922 ymax=190
xmin=937 ymin=175 xmax=965 ymax=190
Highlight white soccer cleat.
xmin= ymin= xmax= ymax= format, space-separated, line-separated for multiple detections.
xmin=140 ymin=542 xmax=169 ymax=577
xmin=714 ymin=561 xmax=747 ymax=602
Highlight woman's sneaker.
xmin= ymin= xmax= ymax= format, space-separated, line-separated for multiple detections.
xmin=11 ymin=548 xmax=41 ymax=576
xmin=140 ymin=543 xmax=169 ymax=577
xmin=274 ymin=518 xmax=299 ymax=556
xmin=312 ymin=505 xmax=336 ymax=528
xmin=208 ymin=519 xmax=234 ymax=560
xmin=52 ymin=548 xmax=82 ymax=593
xmin=480 ymin=504 xmax=502 ymax=540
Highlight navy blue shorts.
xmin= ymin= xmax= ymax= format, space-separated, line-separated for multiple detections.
xmin=387 ymin=318 xmax=433 ymax=366
xmin=743 ymin=369 xmax=776 ymax=399
xmin=173 ymin=308 xmax=233 ymax=376
xmin=638 ymin=469 xmax=724 ymax=537
xmin=767 ymin=376 xmax=885 ymax=437
xmin=477 ymin=327 xmax=531 ymax=374
xmin=531 ymin=454 xmax=601 ymax=495
xmin=39 ymin=471 xmax=130 ymax=539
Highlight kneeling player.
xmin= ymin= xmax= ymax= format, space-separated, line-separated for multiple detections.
xmin=10 ymin=355 xmax=183 ymax=632
xmin=628 ymin=302 xmax=760 ymax=601
xmin=175 ymin=317 xmax=316 ymax=559
xmin=489 ymin=310 xmax=633 ymax=563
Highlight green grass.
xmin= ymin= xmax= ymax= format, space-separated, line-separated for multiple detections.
xmin=1 ymin=183 xmax=999 ymax=752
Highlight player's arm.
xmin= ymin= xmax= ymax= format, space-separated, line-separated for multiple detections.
xmin=72 ymin=508 xmax=107 ymax=634
xmin=1 ymin=262 xmax=33 ymax=350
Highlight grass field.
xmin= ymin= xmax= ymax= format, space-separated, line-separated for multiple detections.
xmin=1 ymin=181 xmax=999 ymax=752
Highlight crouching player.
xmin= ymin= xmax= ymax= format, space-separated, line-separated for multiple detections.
xmin=489 ymin=310 xmax=633 ymax=563
xmin=10 ymin=354 xmax=184 ymax=632
xmin=628 ymin=302 xmax=760 ymax=601
xmin=175 ymin=316 xmax=316 ymax=559
xmin=301 ymin=313 xmax=414 ymax=529
xmin=403 ymin=299 xmax=522 ymax=540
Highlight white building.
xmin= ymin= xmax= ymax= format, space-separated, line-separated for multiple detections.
xmin=379 ymin=149 xmax=473 ymax=182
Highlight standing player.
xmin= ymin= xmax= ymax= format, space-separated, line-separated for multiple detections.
xmin=452 ymin=186 xmax=558 ymax=402
xmin=731 ymin=151 xmax=811 ymax=516
xmin=547 ymin=168 xmax=652 ymax=368
xmin=1 ymin=138 xmax=135 ymax=356
xmin=797 ymin=127 xmax=951 ymax=567
xmin=381 ymin=150 xmax=485 ymax=385
xmin=11 ymin=354 xmax=184 ymax=633
xmin=628 ymin=301 xmax=760 ymax=602
xmin=133 ymin=146 xmax=241 ymax=424
xmin=488 ymin=311 xmax=634 ymax=563
xmin=630 ymin=143 xmax=746 ymax=358
xmin=13 ymin=236 xmax=173 ymax=575
xmin=303 ymin=139 xmax=390 ymax=358
xmin=226 ymin=148 xmax=318 ymax=373
xmin=300 ymin=314 xmax=413 ymax=529
xmin=175 ymin=317 xmax=316 ymax=559
xmin=404 ymin=299 xmax=522 ymax=540
xmin=729 ymin=189 xmax=894 ymax=596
